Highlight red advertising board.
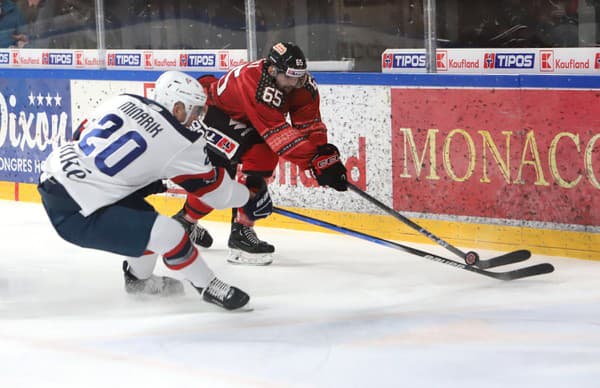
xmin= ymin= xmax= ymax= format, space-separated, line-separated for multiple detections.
xmin=391 ymin=88 xmax=600 ymax=226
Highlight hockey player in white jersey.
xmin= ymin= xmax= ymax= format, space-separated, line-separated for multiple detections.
xmin=38 ymin=71 xmax=272 ymax=310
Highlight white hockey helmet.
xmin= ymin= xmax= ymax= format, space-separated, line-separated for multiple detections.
xmin=152 ymin=70 xmax=207 ymax=124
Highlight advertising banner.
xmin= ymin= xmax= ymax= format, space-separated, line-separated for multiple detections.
xmin=0 ymin=78 xmax=72 ymax=183
xmin=391 ymin=88 xmax=600 ymax=226
xmin=383 ymin=48 xmax=600 ymax=74
xmin=0 ymin=49 xmax=248 ymax=72
xmin=105 ymin=49 xmax=248 ymax=72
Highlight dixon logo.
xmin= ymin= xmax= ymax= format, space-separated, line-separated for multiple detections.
xmin=107 ymin=53 xmax=141 ymax=66
xmin=393 ymin=53 xmax=426 ymax=68
xmin=43 ymin=52 xmax=73 ymax=65
xmin=0 ymin=52 xmax=9 ymax=64
xmin=484 ymin=52 xmax=535 ymax=69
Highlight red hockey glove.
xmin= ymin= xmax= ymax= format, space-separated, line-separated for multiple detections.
xmin=310 ymin=144 xmax=348 ymax=191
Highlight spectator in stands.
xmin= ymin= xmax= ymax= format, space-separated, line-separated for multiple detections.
xmin=15 ymin=0 xmax=43 ymax=46
xmin=0 ymin=0 xmax=27 ymax=47
xmin=17 ymin=0 xmax=42 ymax=26
xmin=543 ymin=0 xmax=579 ymax=46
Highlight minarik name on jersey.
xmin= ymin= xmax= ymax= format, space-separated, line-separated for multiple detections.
xmin=117 ymin=101 xmax=165 ymax=138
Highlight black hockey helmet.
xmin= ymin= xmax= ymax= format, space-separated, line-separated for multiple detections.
xmin=267 ymin=42 xmax=307 ymax=78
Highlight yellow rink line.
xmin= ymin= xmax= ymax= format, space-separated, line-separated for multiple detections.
xmin=4 ymin=181 xmax=597 ymax=261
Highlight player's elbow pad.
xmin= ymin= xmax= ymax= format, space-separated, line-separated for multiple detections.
xmin=199 ymin=174 xmax=249 ymax=209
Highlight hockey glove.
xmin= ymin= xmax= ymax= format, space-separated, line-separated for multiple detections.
xmin=241 ymin=175 xmax=273 ymax=221
xmin=310 ymin=144 xmax=348 ymax=191
xmin=134 ymin=179 xmax=168 ymax=198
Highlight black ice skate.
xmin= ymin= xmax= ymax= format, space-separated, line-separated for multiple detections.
xmin=122 ymin=261 xmax=184 ymax=296
xmin=172 ymin=209 xmax=213 ymax=248
xmin=194 ymin=277 xmax=250 ymax=310
xmin=227 ymin=222 xmax=274 ymax=265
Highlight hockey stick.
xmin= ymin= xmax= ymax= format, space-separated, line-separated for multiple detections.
xmin=347 ymin=182 xmax=530 ymax=266
xmin=277 ymin=206 xmax=528 ymax=269
xmin=273 ymin=206 xmax=554 ymax=281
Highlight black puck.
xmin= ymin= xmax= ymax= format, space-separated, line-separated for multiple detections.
xmin=465 ymin=251 xmax=479 ymax=265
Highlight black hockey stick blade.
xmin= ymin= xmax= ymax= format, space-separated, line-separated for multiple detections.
xmin=347 ymin=183 xmax=533 ymax=268
xmin=273 ymin=207 xmax=554 ymax=281
xmin=489 ymin=263 xmax=555 ymax=281
xmin=418 ymin=253 xmax=554 ymax=281
xmin=476 ymin=249 xmax=531 ymax=269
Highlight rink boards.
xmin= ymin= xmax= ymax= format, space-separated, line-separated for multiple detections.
xmin=0 ymin=69 xmax=597 ymax=260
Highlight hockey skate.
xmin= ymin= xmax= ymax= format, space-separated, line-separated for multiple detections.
xmin=122 ymin=261 xmax=185 ymax=296
xmin=227 ymin=222 xmax=274 ymax=265
xmin=193 ymin=277 xmax=250 ymax=310
xmin=172 ymin=209 xmax=213 ymax=248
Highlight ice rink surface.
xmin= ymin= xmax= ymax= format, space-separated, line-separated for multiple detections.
xmin=1 ymin=200 xmax=599 ymax=388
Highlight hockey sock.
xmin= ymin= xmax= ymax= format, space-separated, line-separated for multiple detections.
xmin=147 ymin=215 xmax=215 ymax=288
xmin=183 ymin=194 xmax=214 ymax=221
xmin=162 ymin=234 xmax=215 ymax=288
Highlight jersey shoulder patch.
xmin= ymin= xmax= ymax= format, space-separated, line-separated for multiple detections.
xmin=122 ymin=93 xmax=203 ymax=144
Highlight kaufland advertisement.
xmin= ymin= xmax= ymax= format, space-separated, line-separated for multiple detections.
xmin=382 ymin=47 xmax=600 ymax=74
xmin=0 ymin=49 xmax=248 ymax=71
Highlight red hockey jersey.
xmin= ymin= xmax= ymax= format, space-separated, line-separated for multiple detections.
xmin=204 ymin=59 xmax=328 ymax=170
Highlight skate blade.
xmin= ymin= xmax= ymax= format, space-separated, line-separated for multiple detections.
xmin=227 ymin=249 xmax=273 ymax=266
xmin=232 ymin=305 xmax=254 ymax=312
xmin=201 ymin=301 xmax=254 ymax=312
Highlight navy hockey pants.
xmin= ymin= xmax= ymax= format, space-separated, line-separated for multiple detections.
xmin=38 ymin=178 xmax=159 ymax=257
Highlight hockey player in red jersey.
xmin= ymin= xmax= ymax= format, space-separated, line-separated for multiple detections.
xmin=172 ymin=42 xmax=347 ymax=265
xmin=38 ymin=71 xmax=273 ymax=310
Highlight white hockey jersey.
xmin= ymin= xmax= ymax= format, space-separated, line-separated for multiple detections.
xmin=42 ymin=94 xmax=231 ymax=216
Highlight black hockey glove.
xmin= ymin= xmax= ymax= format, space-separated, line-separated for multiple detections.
xmin=310 ymin=144 xmax=348 ymax=191
xmin=242 ymin=175 xmax=273 ymax=221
